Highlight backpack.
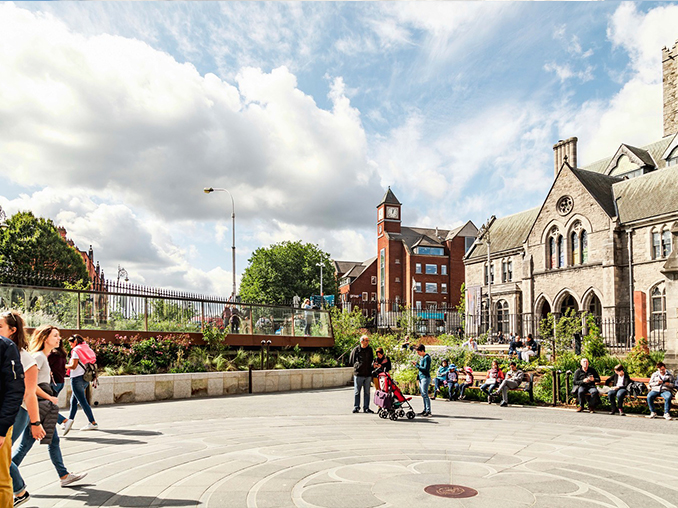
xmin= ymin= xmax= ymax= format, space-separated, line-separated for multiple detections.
xmin=82 ymin=362 xmax=98 ymax=385
xmin=628 ymin=381 xmax=647 ymax=397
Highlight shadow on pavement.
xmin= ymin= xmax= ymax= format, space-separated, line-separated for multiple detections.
xmin=62 ymin=436 xmax=147 ymax=446
xmin=34 ymin=487 xmax=197 ymax=506
xmin=98 ymin=429 xmax=163 ymax=437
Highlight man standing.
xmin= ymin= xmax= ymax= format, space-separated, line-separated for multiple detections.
xmin=497 ymin=361 xmax=524 ymax=407
xmin=413 ymin=344 xmax=432 ymax=416
xmin=573 ymin=358 xmax=601 ymax=412
xmin=349 ymin=335 xmax=374 ymax=413
xmin=1 ymin=333 xmax=25 ymax=507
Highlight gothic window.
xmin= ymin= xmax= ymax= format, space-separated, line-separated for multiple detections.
xmin=502 ymin=260 xmax=507 ymax=282
xmin=650 ymin=285 xmax=666 ymax=331
xmin=490 ymin=264 xmax=494 ymax=284
xmin=507 ymin=260 xmax=513 ymax=281
xmin=557 ymin=196 xmax=574 ymax=215
xmin=571 ymin=231 xmax=579 ymax=265
xmin=652 ymin=231 xmax=661 ymax=259
xmin=558 ymin=235 xmax=565 ymax=267
xmin=581 ymin=230 xmax=588 ymax=263
xmin=662 ymin=230 xmax=672 ymax=258
xmin=496 ymin=300 xmax=509 ymax=333
xmin=549 ymin=237 xmax=557 ymax=269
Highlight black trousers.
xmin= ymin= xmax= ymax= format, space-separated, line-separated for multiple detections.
xmin=577 ymin=385 xmax=600 ymax=408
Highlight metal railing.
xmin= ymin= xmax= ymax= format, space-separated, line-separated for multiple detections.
xmin=0 ymin=281 xmax=332 ymax=338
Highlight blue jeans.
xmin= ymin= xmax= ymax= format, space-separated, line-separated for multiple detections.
xmin=52 ymin=382 xmax=66 ymax=425
xmin=447 ymin=382 xmax=459 ymax=400
xmin=354 ymin=376 xmax=371 ymax=411
xmin=69 ymin=376 xmax=95 ymax=424
xmin=480 ymin=382 xmax=497 ymax=395
xmin=10 ymin=407 xmax=69 ymax=494
xmin=419 ymin=377 xmax=431 ymax=413
xmin=608 ymin=388 xmax=627 ymax=411
xmin=458 ymin=383 xmax=472 ymax=398
xmin=647 ymin=390 xmax=672 ymax=414
xmin=433 ymin=378 xmax=445 ymax=395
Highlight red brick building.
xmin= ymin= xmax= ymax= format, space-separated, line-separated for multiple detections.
xmin=57 ymin=227 xmax=106 ymax=290
xmin=335 ymin=257 xmax=377 ymax=308
xmin=376 ymin=188 xmax=477 ymax=310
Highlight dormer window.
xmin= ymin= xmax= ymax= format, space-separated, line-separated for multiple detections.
xmin=414 ymin=246 xmax=444 ymax=256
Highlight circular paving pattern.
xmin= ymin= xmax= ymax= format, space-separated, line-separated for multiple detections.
xmin=424 ymin=484 xmax=478 ymax=498
xmin=15 ymin=389 xmax=678 ymax=508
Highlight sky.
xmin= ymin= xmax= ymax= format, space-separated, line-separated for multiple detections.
xmin=1 ymin=1 xmax=678 ymax=296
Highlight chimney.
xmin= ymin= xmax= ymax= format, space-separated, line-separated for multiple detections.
xmin=663 ymin=40 xmax=678 ymax=137
xmin=553 ymin=137 xmax=578 ymax=177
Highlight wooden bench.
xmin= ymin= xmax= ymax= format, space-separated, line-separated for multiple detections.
xmin=568 ymin=374 xmax=676 ymax=410
xmin=463 ymin=371 xmax=535 ymax=403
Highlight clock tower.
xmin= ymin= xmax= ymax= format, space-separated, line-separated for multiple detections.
xmin=377 ymin=186 xmax=401 ymax=236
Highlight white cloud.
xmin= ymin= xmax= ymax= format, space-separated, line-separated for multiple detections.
xmin=0 ymin=3 xmax=381 ymax=234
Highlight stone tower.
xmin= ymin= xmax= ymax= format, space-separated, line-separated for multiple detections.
xmin=663 ymin=39 xmax=678 ymax=137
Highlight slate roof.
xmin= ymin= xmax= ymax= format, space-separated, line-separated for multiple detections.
xmin=388 ymin=226 xmax=450 ymax=253
xmin=583 ymin=136 xmax=674 ymax=175
xmin=466 ymin=207 xmax=540 ymax=260
xmin=377 ymin=187 xmax=401 ymax=207
xmin=338 ymin=257 xmax=377 ymax=280
xmin=571 ymin=168 xmax=624 ymax=218
xmin=334 ymin=260 xmax=359 ymax=277
xmin=614 ymin=165 xmax=678 ymax=223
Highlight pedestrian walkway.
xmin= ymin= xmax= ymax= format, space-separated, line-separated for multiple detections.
xmin=16 ymin=388 xmax=678 ymax=507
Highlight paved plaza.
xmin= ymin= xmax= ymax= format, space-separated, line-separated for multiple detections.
xmin=16 ymin=387 xmax=678 ymax=508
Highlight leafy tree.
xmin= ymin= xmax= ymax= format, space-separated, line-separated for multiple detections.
xmin=239 ymin=241 xmax=337 ymax=305
xmin=0 ymin=211 xmax=89 ymax=286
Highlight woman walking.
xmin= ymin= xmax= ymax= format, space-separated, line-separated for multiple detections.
xmin=63 ymin=334 xmax=98 ymax=434
xmin=11 ymin=324 xmax=87 ymax=506
xmin=48 ymin=337 xmax=68 ymax=426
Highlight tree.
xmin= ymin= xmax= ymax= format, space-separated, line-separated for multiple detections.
xmin=0 ymin=211 xmax=89 ymax=286
xmin=239 ymin=241 xmax=337 ymax=305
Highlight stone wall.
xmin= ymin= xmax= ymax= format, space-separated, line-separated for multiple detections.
xmin=663 ymin=40 xmax=678 ymax=138
xmin=58 ymin=367 xmax=354 ymax=407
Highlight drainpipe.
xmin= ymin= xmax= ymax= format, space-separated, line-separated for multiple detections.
xmin=626 ymin=229 xmax=635 ymax=345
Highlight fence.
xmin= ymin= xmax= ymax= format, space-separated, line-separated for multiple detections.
xmin=0 ymin=280 xmax=332 ymax=339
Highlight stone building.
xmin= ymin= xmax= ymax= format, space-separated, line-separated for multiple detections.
xmin=464 ymin=39 xmax=678 ymax=351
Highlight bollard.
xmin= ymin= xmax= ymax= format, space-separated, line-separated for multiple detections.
xmin=565 ymin=370 xmax=573 ymax=405
xmin=555 ymin=370 xmax=562 ymax=404
xmin=248 ymin=365 xmax=253 ymax=394
xmin=552 ymin=369 xmax=558 ymax=406
xmin=260 ymin=340 xmax=266 ymax=370
xmin=266 ymin=340 xmax=272 ymax=370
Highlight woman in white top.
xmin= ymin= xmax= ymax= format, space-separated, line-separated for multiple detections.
xmin=11 ymin=325 xmax=87 ymax=505
xmin=0 ymin=311 xmax=44 ymax=507
xmin=62 ymin=334 xmax=98 ymax=433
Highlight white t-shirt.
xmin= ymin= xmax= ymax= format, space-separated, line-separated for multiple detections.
xmin=70 ymin=349 xmax=85 ymax=378
xmin=615 ymin=375 xmax=625 ymax=388
xmin=19 ymin=350 xmax=37 ymax=410
xmin=32 ymin=351 xmax=52 ymax=386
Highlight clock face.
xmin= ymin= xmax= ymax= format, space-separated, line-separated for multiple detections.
xmin=386 ymin=206 xmax=399 ymax=219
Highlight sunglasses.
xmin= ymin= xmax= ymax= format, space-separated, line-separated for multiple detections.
xmin=1 ymin=312 xmax=18 ymax=327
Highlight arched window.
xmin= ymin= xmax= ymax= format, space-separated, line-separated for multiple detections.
xmin=507 ymin=260 xmax=513 ymax=281
xmin=558 ymin=235 xmax=565 ymax=267
xmin=571 ymin=231 xmax=579 ymax=265
xmin=662 ymin=230 xmax=672 ymax=258
xmin=580 ymin=231 xmax=588 ymax=263
xmin=652 ymin=231 xmax=661 ymax=259
xmin=650 ymin=286 xmax=666 ymax=331
xmin=496 ymin=300 xmax=509 ymax=334
xmin=549 ymin=237 xmax=556 ymax=269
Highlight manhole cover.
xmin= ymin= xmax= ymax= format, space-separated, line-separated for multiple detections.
xmin=424 ymin=484 xmax=478 ymax=498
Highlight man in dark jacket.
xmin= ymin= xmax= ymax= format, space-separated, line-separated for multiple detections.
xmin=604 ymin=364 xmax=633 ymax=415
xmin=573 ymin=358 xmax=601 ymax=412
xmin=1 ymin=334 xmax=25 ymax=507
xmin=349 ymin=335 xmax=374 ymax=413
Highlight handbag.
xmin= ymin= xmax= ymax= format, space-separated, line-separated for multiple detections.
xmin=374 ymin=390 xmax=393 ymax=409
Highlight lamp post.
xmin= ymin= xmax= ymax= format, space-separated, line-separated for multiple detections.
xmin=0 ymin=205 xmax=8 ymax=229
xmin=204 ymin=187 xmax=237 ymax=299
xmin=117 ymin=265 xmax=129 ymax=283
xmin=316 ymin=262 xmax=324 ymax=307
xmin=474 ymin=216 xmax=496 ymax=337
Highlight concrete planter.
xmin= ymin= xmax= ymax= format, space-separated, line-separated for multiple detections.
xmin=58 ymin=367 xmax=353 ymax=407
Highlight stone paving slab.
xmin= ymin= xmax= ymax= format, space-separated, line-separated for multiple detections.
xmin=13 ymin=388 xmax=678 ymax=507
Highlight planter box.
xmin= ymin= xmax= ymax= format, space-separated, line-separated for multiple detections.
xmin=58 ymin=367 xmax=353 ymax=407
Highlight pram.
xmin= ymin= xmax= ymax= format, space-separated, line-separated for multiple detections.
xmin=373 ymin=372 xmax=416 ymax=421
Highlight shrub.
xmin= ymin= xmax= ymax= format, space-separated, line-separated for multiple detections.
xmin=582 ymin=315 xmax=607 ymax=359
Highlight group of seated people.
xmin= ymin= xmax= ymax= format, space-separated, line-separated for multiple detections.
xmin=573 ymin=359 xmax=675 ymax=419
xmin=507 ymin=334 xmax=539 ymax=361
xmin=432 ymin=359 xmax=525 ymax=407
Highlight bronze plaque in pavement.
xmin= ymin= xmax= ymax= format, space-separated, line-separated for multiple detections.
xmin=424 ymin=484 xmax=479 ymax=498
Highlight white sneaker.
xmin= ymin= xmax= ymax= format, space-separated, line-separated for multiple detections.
xmin=80 ymin=422 xmax=99 ymax=431
xmin=646 ymin=412 xmax=657 ymax=419
xmin=60 ymin=472 xmax=87 ymax=487
xmin=62 ymin=419 xmax=74 ymax=436
xmin=664 ymin=413 xmax=672 ymax=421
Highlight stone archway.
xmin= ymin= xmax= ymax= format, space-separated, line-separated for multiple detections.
xmin=560 ymin=293 xmax=578 ymax=315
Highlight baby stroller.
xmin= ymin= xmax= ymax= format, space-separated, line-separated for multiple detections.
xmin=374 ymin=372 xmax=416 ymax=421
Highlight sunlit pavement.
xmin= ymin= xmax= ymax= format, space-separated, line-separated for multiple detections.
xmin=18 ymin=387 xmax=678 ymax=507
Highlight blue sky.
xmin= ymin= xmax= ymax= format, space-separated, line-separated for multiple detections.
xmin=1 ymin=1 xmax=678 ymax=294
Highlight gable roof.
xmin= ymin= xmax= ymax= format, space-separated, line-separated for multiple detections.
xmin=614 ymin=165 xmax=678 ymax=223
xmin=571 ymin=168 xmax=624 ymax=218
xmin=583 ymin=136 xmax=674 ymax=175
xmin=386 ymin=226 xmax=449 ymax=253
xmin=334 ymin=260 xmax=359 ymax=277
xmin=378 ymin=187 xmax=401 ymax=207
xmin=466 ymin=207 xmax=539 ymax=260
xmin=445 ymin=220 xmax=478 ymax=241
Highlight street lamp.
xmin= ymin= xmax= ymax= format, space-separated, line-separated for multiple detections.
xmin=0 ymin=205 xmax=8 ymax=229
xmin=316 ymin=262 xmax=324 ymax=306
xmin=204 ymin=187 xmax=237 ymax=299
xmin=474 ymin=215 xmax=496 ymax=337
xmin=117 ymin=265 xmax=129 ymax=283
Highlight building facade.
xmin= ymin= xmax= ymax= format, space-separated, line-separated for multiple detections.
xmin=464 ymin=39 xmax=678 ymax=350
xmin=376 ymin=187 xmax=477 ymax=312
xmin=335 ymin=258 xmax=378 ymax=310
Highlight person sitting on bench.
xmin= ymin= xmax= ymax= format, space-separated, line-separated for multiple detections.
xmin=573 ymin=358 xmax=601 ymax=413
xmin=508 ymin=335 xmax=523 ymax=357
xmin=647 ymin=361 xmax=675 ymax=420
xmin=497 ymin=361 xmax=524 ymax=407
xmin=604 ymin=364 xmax=632 ymax=416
